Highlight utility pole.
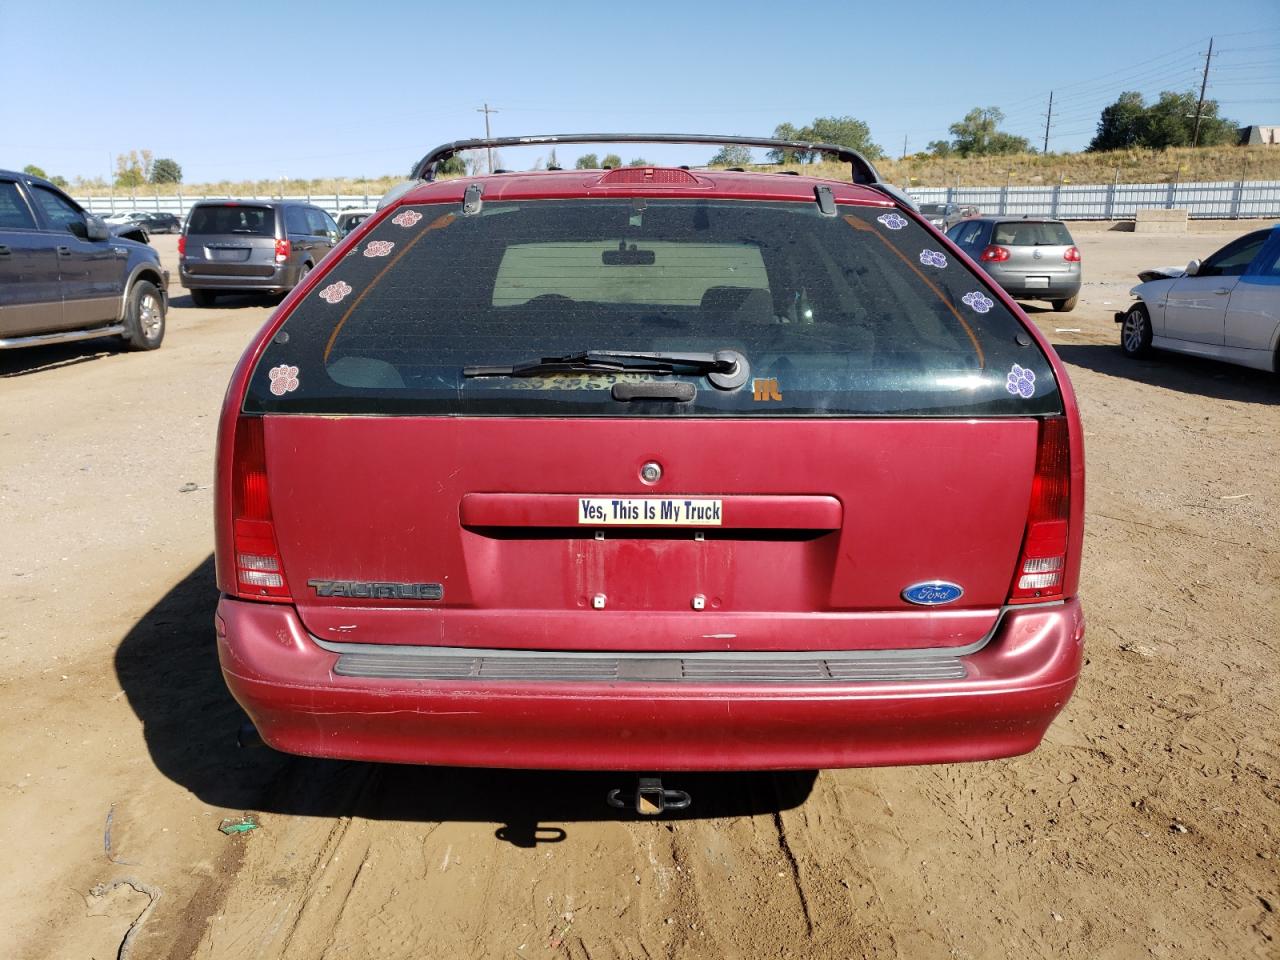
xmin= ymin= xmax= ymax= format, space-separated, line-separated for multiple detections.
xmin=902 ymin=134 xmax=908 ymax=160
xmin=476 ymin=102 xmax=499 ymax=172
xmin=1192 ymin=37 xmax=1214 ymax=147
xmin=1042 ymin=91 xmax=1054 ymax=154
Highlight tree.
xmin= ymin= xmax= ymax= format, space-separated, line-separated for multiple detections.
xmin=709 ymin=144 xmax=753 ymax=166
xmin=22 ymin=163 xmax=47 ymax=178
xmin=547 ymin=149 xmax=560 ymax=170
xmin=601 ymin=153 xmax=622 ymax=169
xmin=437 ymin=154 xmax=467 ymax=175
xmin=575 ymin=153 xmax=600 ymax=169
xmin=805 ymin=116 xmax=884 ymax=160
xmin=114 ymin=150 xmax=154 ymax=188
xmin=1087 ymin=91 xmax=1147 ymax=151
xmin=1086 ymin=91 xmax=1237 ymax=151
xmin=151 ymin=158 xmax=182 ymax=184
xmin=941 ymin=107 xmax=1030 ymax=157
xmin=626 ymin=157 xmax=651 ymax=167
xmin=766 ymin=116 xmax=883 ymax=163
xmin=926 ymin=140 xmax=954 ymax=158
xmin=767 ymin=122 xmax=808 ymax=163
xmin=1143 ymin=91 xmax=1236 ymax=148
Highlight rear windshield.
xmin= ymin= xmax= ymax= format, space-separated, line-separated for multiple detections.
xmin=187 ymin=204 xmax=275 ymax=236
xmin=246 ymin=198 xmax=1061 ymax=417
xmin=993 ymin=221 xmax=1073 ymax=246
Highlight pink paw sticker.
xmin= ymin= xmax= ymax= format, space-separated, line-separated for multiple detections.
xmin=363 ymin=240 xmax=395 ymax=258
xmin=318 ymin=280 xmax=352 ymax=304
xmin=268 ymin=364 xmax=299 ymax=396
xmin=391 ymin=210 xmax=423 ymax=228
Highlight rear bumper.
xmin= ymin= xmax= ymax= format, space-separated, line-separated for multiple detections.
xmin=179 ymin=261 xmax=293 ymax=292
xmin=216 ymin=596 xmax=1084 ymax=771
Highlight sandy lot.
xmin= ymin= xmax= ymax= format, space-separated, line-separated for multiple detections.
xmin=1 ymin=227 xmax=1277 ymax=960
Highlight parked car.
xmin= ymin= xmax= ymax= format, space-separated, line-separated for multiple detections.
xmin=213 ymin=134 xmax=1085 ymax=784
xmin=139 ymin=212 xmax=182 ymax=234
xmin=102 ymin=210 xmax=148 ymax=224
xmin=918 ymin=202 xmax=980 ymax=231
xmin=947 ymin=217 xmax=1081 ymax=312
xmin=108 ymin=221 xmax=150 ymax=244
xmin=0 ymin=170 xmax=167 ymax=350
xmin=179 ymin=200 xmax=341 ymax=306
xmin=336 ymin=209 xmax=375 ymax=235
xmin=1117 ymin=225 xmax=1280 ymax=370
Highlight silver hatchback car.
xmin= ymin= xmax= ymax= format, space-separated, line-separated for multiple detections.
xmin=178 ymin=200 xmax=340 ymax=306
xmin=948 ymin=217 xmax=1081 ymax=312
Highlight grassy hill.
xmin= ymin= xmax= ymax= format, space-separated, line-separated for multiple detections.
xmin=73 ymin=145 xmax=1280 ymax=199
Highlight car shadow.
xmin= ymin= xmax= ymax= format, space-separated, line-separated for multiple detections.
xmin=1052 ymin=342 xmax=1280 ymax=405
xmin=174 ymin=293 xmax=282 ymax=310
xmin=116 ymin=556 xmax=818 ymax=843
xmin=0 ymin=338 xmax=124 ymax=377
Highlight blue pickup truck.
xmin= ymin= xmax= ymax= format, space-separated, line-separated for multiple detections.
xmin=0 ymin=169 xmax=168 ymax=351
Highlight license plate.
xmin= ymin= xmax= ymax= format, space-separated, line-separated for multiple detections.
xmin=1025 ymin=276 xmax=1050 ymax=289
xmin=578 ymin=497 xmax=722 ymax=526
xmin=209 ymin=247 xmax=250 ymax=262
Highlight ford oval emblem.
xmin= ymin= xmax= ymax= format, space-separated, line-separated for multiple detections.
xmin=902 ymin=581 xmax=964 ymax=606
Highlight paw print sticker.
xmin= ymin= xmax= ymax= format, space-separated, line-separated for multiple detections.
xmin=363 ymin=240 xmax=395 ymax=258
xmin=877 ymin=213 xmax=908 ymax=231
xmin=391 ymin=210 xmax=423 ymax=228
xmin=919 ymin=249 xmax=947 ymax=268
xmin=318 ymin=280 xmax=352 ymax=304
xmin=1005 ymin=364 xmax=1036 ymax=398
xmin=268 ymin=364 xmax=299 ymax=396
xmin=962 ymin=290 xmax=994 ymax=314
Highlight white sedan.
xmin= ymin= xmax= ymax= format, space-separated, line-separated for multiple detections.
xmin=1117 ymin=226 xmax=1280 ymax=372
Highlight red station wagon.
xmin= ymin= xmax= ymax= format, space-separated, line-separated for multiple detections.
xmin=214 ymin=135 xmax=1085 ymax=790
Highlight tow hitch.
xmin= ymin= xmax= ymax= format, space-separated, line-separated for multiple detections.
xmin=607 ymin=777 xmax=692 ymax=816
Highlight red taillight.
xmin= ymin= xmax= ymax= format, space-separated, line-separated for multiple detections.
xmin=1009 ymin=417 xmax=1071 ymax=603
xmin=274 ymin=238 xmax=291 ymax=263
xmin=231 ymin=417 xmax=291 ymax=601
xmin=177 ymin=235 xmax=186 ymax=255
xmin=980 ymin=245 xmax=1010 ymax=262
xmin=1063 ymin=246 xmax=1081 ymax=262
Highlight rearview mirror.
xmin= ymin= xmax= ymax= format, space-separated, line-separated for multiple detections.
xmin=85 ymin=216 xmax=110 ymax=242
xmin=1185 ymin=259 xmax=1200 ymax=277
xmin=602 ymin=243 xmax=655 ymax=266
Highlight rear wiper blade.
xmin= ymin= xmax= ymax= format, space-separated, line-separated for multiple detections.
xmin=463 ymin=349 xmax=750 ymax=389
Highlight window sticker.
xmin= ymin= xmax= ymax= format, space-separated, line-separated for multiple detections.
xmin=962 ymin=290 xmax=994 ymax=314
xmin=268 ymin=364 xmax=300 ymax=396
xmin=391 ymin=210 xmax=423 ymax=228
xmin=363 ymin=240 xmax=395 ymax=258
xmin=1005 ymin=363 xmax=1036 ymax=398
xmin=877 ymin=213 xmax=908 ymax=231
xmin=318 ymin=280 xmax=353 ymax=304
xmin=919 ymin=249 xmax=947 ymax=268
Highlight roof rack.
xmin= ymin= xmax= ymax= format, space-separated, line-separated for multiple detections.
xmin=410 ymin=133 xmax=883 ymax=186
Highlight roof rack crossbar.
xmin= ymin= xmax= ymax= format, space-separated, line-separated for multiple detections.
xmin=411 ymin=133 xmax=882 ymax=186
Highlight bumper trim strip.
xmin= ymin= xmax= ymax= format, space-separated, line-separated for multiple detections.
xmin=332 ymin=649 xmax=967 ymax=683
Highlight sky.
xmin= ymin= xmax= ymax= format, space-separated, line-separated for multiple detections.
xmin=2 ymin=0 xmax=1278 ymax=184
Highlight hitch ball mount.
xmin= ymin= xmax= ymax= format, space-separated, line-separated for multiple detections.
xmin=607 ymin=777 xmax=692 ymax=816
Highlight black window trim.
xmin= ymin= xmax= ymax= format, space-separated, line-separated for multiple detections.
xmin=0 ymin=178 xmax=40 ymax=232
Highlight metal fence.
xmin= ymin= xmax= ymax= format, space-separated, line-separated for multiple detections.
xmin=76 ymin=193 xmax=384 ymax=218
xmin=76 ymin=179 xmax=1280 ymax=221
xmin=906 ymin=180 xmax=1280 ymax=220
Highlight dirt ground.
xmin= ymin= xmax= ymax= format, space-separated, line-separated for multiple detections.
xmin=1 ymin=227 xmax=1277 ymax=960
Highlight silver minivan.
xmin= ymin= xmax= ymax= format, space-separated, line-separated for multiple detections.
xmin=948 ymin=217 xmax=1082 ymax=312
xmin=179 ymin=201 xmax=340 ymax=306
